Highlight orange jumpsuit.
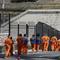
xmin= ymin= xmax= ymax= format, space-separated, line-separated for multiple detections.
xmin=4 ymin=37 xmax=13 ymax=57
xmin=41 ymin=36 xmax=49 ymax=51
xmin=56 ymin=40 xmax=60 ymax=51
xmin=9 ymin=37 xmax=14 ymax=56
xmin=16 ymin=36 xmax=23 ymax=56
xmin=22 ymin=44 xmax=28 ymax=55
xmin=22 ymin=37 xmax=28 ymax=55
xmin=50 ymin=36 xmax=57 ymax=51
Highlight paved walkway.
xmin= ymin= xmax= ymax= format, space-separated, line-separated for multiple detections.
xmin=0 ymin=50 xmax=60 ymax=60
xmin=0 ymin=57 xmax=57 ymax=60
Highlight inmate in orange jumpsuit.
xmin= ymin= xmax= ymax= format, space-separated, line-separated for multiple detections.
xmin=41 ymin=36 xmax=49 ymax=51
xmin=4 ymin=36 xmax=13 ymax=57
xmin=22 ymin=34 xmax=28 ymax=55
xmin=16 ymin=34 xmax=23 ymax=56
xmin=9 ymin=36 xmax=14 ymax=56
xmin=56 ymin=39 xmax=60 ymax=51
xmin=50 ymin=36 xmax=57 ymax=51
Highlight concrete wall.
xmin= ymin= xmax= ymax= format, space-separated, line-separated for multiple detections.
xmin=1 ymin=0 xmax=60 ymax=10
xmin=0 ymin=0 xmax=60 ymax=4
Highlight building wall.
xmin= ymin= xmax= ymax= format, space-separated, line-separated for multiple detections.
xmin=0 ymin=0 xmax=60 ymax=4
xmin=0 ymin=0 xmax=60 ymax=11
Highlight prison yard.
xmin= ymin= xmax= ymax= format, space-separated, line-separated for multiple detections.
xmin=0 ymin=9 xmax=60 ymax=60
xmin=0 ymin=0 xmax=60 ymax=60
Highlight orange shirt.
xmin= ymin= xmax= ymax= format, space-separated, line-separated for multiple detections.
xmin=5 ymin=38 xmax=12 ymax=46
xmin=16 ymin=36 xmax=23 ymax=47
xmin=41 ymin=36 xmax=49 ymax=43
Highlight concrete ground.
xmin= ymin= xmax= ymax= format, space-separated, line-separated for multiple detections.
xmin=0 ymin=57 xmax=57 ymax=60
xmin=0 ymin=50 xmax=60 ymax=60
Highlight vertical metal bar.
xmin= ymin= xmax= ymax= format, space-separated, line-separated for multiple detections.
xmin=26 ymin=24 xmax=29 ymax=37
xmin=18 ymin=24 xmax=19 ymax=35
xmin=0 ymin=14 xmax=1 ymax=33
xmin=9 ymin=14 xmax=11 ymax=35
xmin=34 ymin=25 xmax=36 ymax=34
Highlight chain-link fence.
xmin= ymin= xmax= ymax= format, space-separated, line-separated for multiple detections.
xmin=1 ymin=21 xmax=60 ymax=39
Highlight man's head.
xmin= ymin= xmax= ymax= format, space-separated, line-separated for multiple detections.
xmin=18 ymin=34 xmax=22 ymax=37
xmin=24 ymin=34 xmax=27 ymax=37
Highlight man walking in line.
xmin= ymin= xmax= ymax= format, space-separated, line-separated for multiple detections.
xmin=50 ymin=36 xmax=57 ymax=51
xmin=16 ymin=34 xmax=23 ymax=57
xmin=4 ymin=35 xmax=13 ymax=58
xmin=22 ymin=34 xmax=28 ymax=55
xmin=41 ymin=35 xmax=50 ymax=51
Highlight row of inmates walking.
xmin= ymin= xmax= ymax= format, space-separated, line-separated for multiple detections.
xmin=4 ymin=34 xmax=28 ymax=58
xmin=30 ymin=34 xmax=60 ymax=52
xmin=4 ymin=33 xmax=60 ymax=58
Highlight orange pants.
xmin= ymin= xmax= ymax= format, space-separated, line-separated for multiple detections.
xmin=21 ymin=45 xmax=28 ymax=55
xmin=51 ymin=44 xmax=57 ymax=51
xmin=5 ymin=45 xmax=11 ymax=57
xmin=32 ymin=44 xmax=40 ymax=52
xmin=43 ymin=42 xmax=49 ymax=51
xmin=36 ymin=44 xmax=40 ymax=51
xmin=17 ymin=46 xmax=22 ymax=56
xmin=32 ymin=44 xmax=36 ymax=52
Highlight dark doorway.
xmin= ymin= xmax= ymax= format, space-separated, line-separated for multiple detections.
xmin=36 ymin=22 xmax=60 ymax=38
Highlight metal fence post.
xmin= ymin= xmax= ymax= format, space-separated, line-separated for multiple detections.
xmin=0 ymin=14 xmax=1 ymax=33
xmin=18 ymin=24 xmax=19 ymax=35
xmin=26 ymin=24 xmax=29 ymax=37
xmin=9 ymin=14 xmax=11 ymax=35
